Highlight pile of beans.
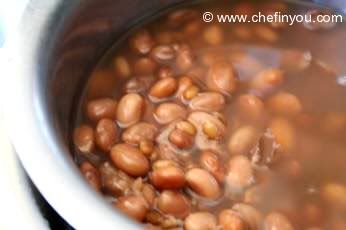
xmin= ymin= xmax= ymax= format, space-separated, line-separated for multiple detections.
xmin=73 ymin=2 xmax=346 ymax=230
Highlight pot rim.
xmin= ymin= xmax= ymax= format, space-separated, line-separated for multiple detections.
xmin=2 ymin=0 xmax=138 ymax=229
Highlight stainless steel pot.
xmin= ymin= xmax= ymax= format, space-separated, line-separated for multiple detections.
xmin=2 ymin=0 xmax=345 ymax=229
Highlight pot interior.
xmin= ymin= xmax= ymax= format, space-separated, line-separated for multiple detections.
xmin=35 ymin=0 xmax=346 ymax=226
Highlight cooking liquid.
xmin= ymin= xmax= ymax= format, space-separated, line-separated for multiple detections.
xmin=73 ymin=0 xmax=346 ymax=228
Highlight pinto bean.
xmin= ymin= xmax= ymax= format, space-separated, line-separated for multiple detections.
xmin=158 ymin=66 xmax=174 ymax=79
xmin=114 ymin=56 xmax=131 ymax=78
xmin=201 ymin=50 xmax=226 ymax=67
xmin=270 ymin=117 xmax=295 ymax=153
xmin=183 ymin=20 xmax=204 ymax=37
xmin=176 ymin=120 xmax=196 ymax=136
xmin=199 ymin=150 xmax=225 ymax=183
xmin=188 ymin=112 xmax=226 ymax=153
xmin=207 ymin=61 xmax=237 ymax=95
xmin=134 ymin=57 xmax=157 ymax=75
xmin=185 ymin=212 xmax=218 ymax=230
xmin=122 ymin=122 xmax=158 ymax=145
xmin=321 ymin=183 xmax=346 ymax=210
xmin=185 ymin=168 xmax=221 ymax=199
xmin=95 ymin=118 xmax=118 ymax=152
xmin=157 ymin=190 xmax=191 ymax=218
xmin=142 ymin=184 xmax=156 ymax=206
xmin=280 ymin=49 xmax=311 ymax=72
xmin=151 ymin=165 xmax=185 ymax=190
xmin=264 ymin=212 xmax=295 ymax=230
xmin=232 ymin=203 xmax=263 ymax=230
xmin=152 ymin=159 xmax=179 ymax=170
xmin=124 ymin=76 xmax=154 ymax=94
xmin=169 ymin=128 xmax=194 ymax=149
xmin=183 ymin=85 xmax=200 ymax=101
xmin=80 ymin=162 xmax=101 ymax=192
xmin=226 ymin=155 xmax=254 ymax=194
xmin=303 ymin=203 xmax=324 ymax=226
xmin=116 ymin=195 xmax=149 ymax=222
xmin=175 ymin=44 xmax=194 ymax=72
xmin=250 ymin=68 xmax=284 ymax=95
xmin=244 ymin=185 xmax=264 ymax=205
xmin=154 ymin=103 xmax=187 ymax=124
xmin=151 ymin=45 xmax=175 ymax=63
xmin=110 ymin=144 xmax=149 ymax=177
xmin=166 ymin=9 xmax=198 ymax=28
xmin=73 ymin=125 xmax=95 ymax=153
xmin=253 ymin=25 xmax=279 ymax=43
xmin=267 ymin=92 xmax=302 ymax=116
xmin=228 ymin=126 xmax=260 ymax=155
xmin=139 ymin=140 xmax=154 ymax=156
xmin=203 ymin=25 xmax=224 ymax=46
xmin=218 ymin=209 xmax=248 ymax=230
xmin=233 ymin=25 xmax=253 ymax=40
xmin=116 ymin=93 xmax=144 ymax=128
xmin=188 ymin=112 xmax=226 ymax=135
xmin=99 ymin=162 xmax=133 ymax=196
xmin=149 ymin=77 xmax=178 ymax=100
xmin=155 ymin=31 xmax=174 ymax=45
xmin=202 ymin=121 xmax=221 ymax=140
xmin=321 ymin=112 xmax=346 ymax=134
xmin=130 ymin=29 xmax=155 ymax=55
xmin=189 ymin=92 xmax=226 ymax=112
xmin=235 ymin=94 xmax=265 ymax=122
xmin=86 ymin=98 xmax=117 ymax=122
xmin=176 ymin=76 xmax=193 ymax=98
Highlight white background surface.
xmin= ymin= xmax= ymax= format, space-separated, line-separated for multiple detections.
xmin=0 ymin=0 xmax=48 ymax=228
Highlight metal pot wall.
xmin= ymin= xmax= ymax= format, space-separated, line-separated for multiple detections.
xmin=4 ymin=0 xmax=185 ymax=229
xmin=2 ymin=0 xmax=345 ymax=229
